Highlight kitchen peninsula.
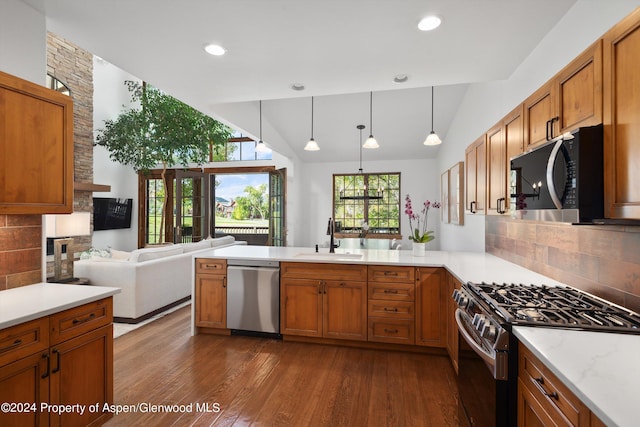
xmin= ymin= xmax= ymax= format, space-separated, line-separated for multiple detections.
xmin=193 ymin=245 xmax=640 ymax=427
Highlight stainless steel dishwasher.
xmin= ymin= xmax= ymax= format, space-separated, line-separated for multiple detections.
xmin=226 ymin=258 xmax=280 ymax=337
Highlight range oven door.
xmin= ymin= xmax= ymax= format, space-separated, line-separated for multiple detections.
xmin=456 ymin=309 xmax=513 ymax=427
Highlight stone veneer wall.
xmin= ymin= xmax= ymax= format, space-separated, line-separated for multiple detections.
xmin=0 ymin=34 xmax=93 ymax=290
xmin=486 ymin=216 xmax=640 ymax=313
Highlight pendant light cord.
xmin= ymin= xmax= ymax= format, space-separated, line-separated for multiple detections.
xmin=431 ymin=87 xmax=434 ymax=132
xmin=259 ymin=100 xmax=262 ymax=141
xmin=369 ymin=92 xmax=373 ymax=135
xmin=311 ymin=96 xmax=314 ymax=139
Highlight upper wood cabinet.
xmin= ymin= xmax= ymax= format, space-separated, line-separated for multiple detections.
xmin=486 ymin=122 xmax=508 ymax=215
xmin=603 ymin=8 xmax=640 ymax=219
xmin=0 ymin=70 xmax=74 ymax=214
xmin=524 ymin=41 xmax=603 ymax=150
xmin=465 ymin=135 xmax=486 ymax=214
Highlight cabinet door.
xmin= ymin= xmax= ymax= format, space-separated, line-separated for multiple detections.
xmin=415 ymin=268 xmax=446 ymax=348
xmin=195 ymin=274 xmax=227 ymax=329
xmin=603 ymin=8 xmax=640 ymax=219
xmin=280 ymin=278 xmax=322 ymax=337
xmin=0 ymin=352 xmax=49 ymax=427
xmin=557 ymin=40 xmax=603 ymax=133
xmin=486 ymin=123 xmax=507 ymax=215
xmin=0 ymin=70 xmax=73 ymax=214
xmin=524 ymin=81 xmax=556 ymax=148
xmin=323 ymin=280 xmax=367 ymax=341
xmin=465 ymin=136 xmax=486 ymax=214
xmin=446 ymin=274 xmax=460 ymax=374
xmin=505 ymin=105 xmax=525 ymax=164
xmin=49 ymin=325 xmax=113 ymax=427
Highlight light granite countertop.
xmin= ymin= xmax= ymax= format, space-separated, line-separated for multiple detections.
xmin=195 ymin=245 xmax=639 ymax=426
xmin=0 ymin=282 xmax=120 ymax=329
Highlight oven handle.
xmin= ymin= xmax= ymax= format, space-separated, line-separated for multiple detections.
xmin=455 ymin=309 xmax=497 ymax=371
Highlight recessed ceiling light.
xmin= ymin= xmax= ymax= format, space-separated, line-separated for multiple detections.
xmin=291 ymin=83 xmax=305 ymax=91
xmin=393 ymin=74 xmax=409 ymax=84
xmin=204 ymin=44 xmax=226 ymax=56
xmin=418 ymin=15 xmax=442 ymax=31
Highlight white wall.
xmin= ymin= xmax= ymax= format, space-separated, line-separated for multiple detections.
xmin=436 ymin=0 xmax=640 ymax=252
xmin=0 ymin=0 xmax=46 ymax=85
xmin=299 ymin=158 xmax=441 ymax=250
xmin=92 ymin=58 xmax=140 ymax=251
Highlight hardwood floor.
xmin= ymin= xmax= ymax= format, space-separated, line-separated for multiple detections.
xmin=106 ymin=305 xmax=459 ymax=426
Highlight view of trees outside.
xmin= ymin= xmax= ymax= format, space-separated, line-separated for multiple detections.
xmin=214 ymin=173 xmax=269 ymax=233
xmin=333 ymin=173 xmax=401 ymax=234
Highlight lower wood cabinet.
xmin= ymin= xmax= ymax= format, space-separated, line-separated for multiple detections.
xmin=194 ymin=259 xmax=227 ymax=331
xmin=280 ymin=262 xmax=367 ymax=341
xmin=415 ymin=267 xmax=447 ymax=348
xmin=518 ymin=342 xmax=605 ymax=427
xmin=367 ymin=265 xmax=415 ymax=345
xmin=0 ymin=298 xmax=113 ymax=427
xmin=445 ymin=272 xmax=460 ymax=373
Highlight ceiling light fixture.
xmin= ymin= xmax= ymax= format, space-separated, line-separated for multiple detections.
xmin=340 ymin=125 xmax=383 ymax=200
xmin=204 ymin=44 xmax=226 ymax=56
xmin=255 ymin=100 xmax=269 ymax=153
xmin=304 ymin=96 xmax=320 ymax=151
xmin=424 ymin=86 xmax=442 ymax=146
xmin=418 ymin=15 xmax=442 ymax=31
xmin=363 ymin=91 xmax=379 ymax=149
xmin=291 ymin=83 xmax=305 ymax=91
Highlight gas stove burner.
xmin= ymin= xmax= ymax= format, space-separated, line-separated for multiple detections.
xmin=463 ymin=281 xmax=640 ymax=334
xmin=517 ymin=308 xmax=545 ymax=321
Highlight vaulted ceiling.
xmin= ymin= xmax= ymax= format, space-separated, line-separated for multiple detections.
xmin=23 ymin=0 xmax=576 ymax=162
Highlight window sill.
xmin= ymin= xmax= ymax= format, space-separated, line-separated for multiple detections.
xmin=334 ymin=233 xmax=402 ymax=240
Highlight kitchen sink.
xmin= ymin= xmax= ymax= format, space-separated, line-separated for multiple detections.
xmin=294 ymin=252 xmax=363 ymax=260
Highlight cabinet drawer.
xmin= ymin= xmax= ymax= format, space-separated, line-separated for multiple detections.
xmin=367 ymin=318 xmax=414 ymax=344
xmin=368 ymin=265 xmax=415 ymax=283
xmin=368 ymin=300 xmax=414 ymax=319
xmin=519 ymin=343 xmax=588 ymax=426
xmin=196 ymin=258 xmax=227 ymax=274
xmin=50 ymin=298 xmax=112 ymax=345
xmin=281 ymin=262 xmax=367 ymax=281
xmin=0 ymin=317 xmax=49 ymax=366
xmin=368 ymin=282 xmax=414 ymax=301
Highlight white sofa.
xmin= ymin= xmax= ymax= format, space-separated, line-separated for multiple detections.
xmin=74 ymin=236 xmax=243 ymax=323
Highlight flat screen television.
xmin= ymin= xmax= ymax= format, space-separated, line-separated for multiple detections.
xmin=93 ymin=198 xmax=133 ymax=231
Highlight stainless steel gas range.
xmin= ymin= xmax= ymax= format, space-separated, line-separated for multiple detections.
xmin=453 ymin=281 xmax=640 ymax=427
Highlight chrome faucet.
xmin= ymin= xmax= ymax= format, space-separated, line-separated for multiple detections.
xmin=326 ymin=217 xmax=340 ymax=253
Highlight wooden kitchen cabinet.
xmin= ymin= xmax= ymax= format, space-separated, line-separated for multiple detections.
xmin=0 ymin=298 xmax=113 ymax=427
xmin=367 ymin=265 xmax=415 ymax=345
xmin=195 ymin=259 xmax=227 ymax=331
xmin=280 ymin=262 xmax=367 ymax=341
xmin=445 ymin=273 xmax=460 ymax=374
xmin=486 ymin=122 xmax=508 ymax=215
xmin=415 ymin=267 xmax=446 ymax=348
xmin=465 ymin=135 xmax=486 ymax=214
xmin=0 ymin=70 xmax=74 ymax=214
xmin=518 ymin=342 xmax=605 ymax=427
xmin=603 ymin=7 xmax=640 ymax=219
xmin=524 ymin=41 xmax=602 ymax=149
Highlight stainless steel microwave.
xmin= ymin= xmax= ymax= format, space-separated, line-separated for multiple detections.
xmin=509 ymin=124 xmax=603 ymax=223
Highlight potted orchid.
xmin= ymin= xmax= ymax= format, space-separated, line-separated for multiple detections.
xmin=404 ymin=195 xmax=440 ymax=255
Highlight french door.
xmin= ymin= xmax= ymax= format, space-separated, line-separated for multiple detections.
xmin=175 ymin=170 xmax=210 ymax=243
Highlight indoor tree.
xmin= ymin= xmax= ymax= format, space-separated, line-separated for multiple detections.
xmin=95 ymin=80 xmax=232 ymax=241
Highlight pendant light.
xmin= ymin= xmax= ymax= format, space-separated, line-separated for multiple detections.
xmin=340 ymin=124 xmax=383 ymax=200
xmin=255 ymin=100 xmax=269 ymax=153
xmin=363 ymin=91 xmax=379 ymax=149
xmin=424 ymin=86 xmax=442 ymax=146
xmin=304 ymin=96 xmax=320 ymax=151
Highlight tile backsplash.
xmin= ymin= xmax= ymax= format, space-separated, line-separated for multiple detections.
xmin=0 ymin=215 xmax=42 ymax=290
xmin=486 ymin=216 xmax=640 ymax=313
